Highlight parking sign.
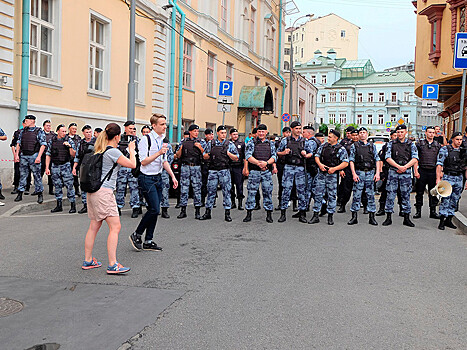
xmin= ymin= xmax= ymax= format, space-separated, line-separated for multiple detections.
xmin=422 ymin=84 xmax=439 ymax=100
xmin=454 ymin=32 xmax=467 ymax=69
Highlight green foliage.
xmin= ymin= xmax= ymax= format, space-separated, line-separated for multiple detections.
xmin=319 ymin=124 xmax=328 ymax=135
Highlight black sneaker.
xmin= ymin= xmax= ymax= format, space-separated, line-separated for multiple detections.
xmin=142 ymin=241 xmax=163 ymax=251
xmin=129 ymin=232 xmax=142 ymax=251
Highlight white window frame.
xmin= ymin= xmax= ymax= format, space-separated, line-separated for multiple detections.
xmin=378 ymin=114 xmax=384 ymax=125
xmin=340 ymin=92 xmax=347 ymax=102
xmin=311 ymin=75 xmax=316 ymax=84
xmin=357 ymin=93 xmax=363 ymax=102
xmin=378 ymin=92 xmax=385 ymax=102
xmin=321 ymin=74 xmax=327 ymax=84
xmin=391 ymin=92 xmax=397 ymax=102
xmin=339 ymin=113 xmax=347 ymax=124
xmin=226 ymin=61 xmax=233 ymax=81
xmin=183 ymin=40 xmax=193 ymax=89
xmin=367 ymin=114 xmax=373 ymax=124
xmin=250 ymin=6 xmax=256 ymax=51
xmin=88 ymin=10 xmax=112 ymax=97
xmin=329 ymin=113 xmax=336 ymax=124
xmin=321 ymin=94 xmax=326 ymax=103
xmin=368 ymin=93 xmax=374 ymax=102
xmin=330 ymin=92 xmax=336 ymax=102
xmin=134 ymin=35 xmax=146 ymax=105
xmin=357 ymin=114 xmax=362 ymax=124
xmin=207 ymin=52 xmax=216 ymax=97
xmin=220 ymin=0 xmax=228 ymax=31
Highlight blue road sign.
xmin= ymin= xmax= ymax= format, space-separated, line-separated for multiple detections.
xmin=282 ymin=113 xmax=291 ymax=122
xmin=454 ymin=32 xmax=467 ymax=69
xmin=218 ymin=81 xmax=233 ymax=96
xmin=422 ymin=126 xmax=427 ymax=131
xmin=422 ymin=84 xmax=439 ymax=100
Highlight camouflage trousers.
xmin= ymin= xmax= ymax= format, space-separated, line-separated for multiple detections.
xmin=206 ymin=169 xmax=232 ymax=209
xmin=440 ymin=174 xmax=463 ymax=217
xmin=280 ymin=165 xmax=307 ymax=210
xmin=384 ymin=169 xmax=412 ymax=214
xmin=350 ymin=170 xmax=376 ymax=213
xmin=180 ymin=165 xmax=202 ymax=207
xmin=245 ymin=170 xmax=273 ymax=211
xmin=312 ymin=172 xmax=339 ymax=214
xmin=116 ymin=167 xmax=140 ymax=209
xmin=18 ymin=153 xmax=43 ymax=193
xmin=306 ymin=172 xmax=316 ymax=204
xmin=160 ymin=170 xmax=170 ymax=208
xmin=51 ymin=163 xmax=75 ymax=202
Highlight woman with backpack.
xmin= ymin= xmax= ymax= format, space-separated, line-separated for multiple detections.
xmin=82 ymin=123 xmax=136 ymax=274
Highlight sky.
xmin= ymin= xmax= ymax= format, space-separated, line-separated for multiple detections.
xmin=288 ymin=0 xmax=416 ymax=71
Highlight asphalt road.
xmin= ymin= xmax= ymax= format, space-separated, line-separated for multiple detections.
xmin=2 ymin=191 xmax=467 ymax=349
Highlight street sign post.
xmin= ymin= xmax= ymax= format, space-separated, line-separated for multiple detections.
xmin=421 ymin=108 xmax=438 ymax=117
xmin=422 ymin=100 xmax=438 ymax=107
xmin=422 ymin=126 xmax=427 ymax=131
xmin=218 ymin=81 xmax=234 ymax=126
xmin=385 ymin=121 xmax=392 ymax=128
xmin=454 ymin=32 xmax=467 ymax=133
xmin=397 ymin=118 xmax=405 ymax=125
xmin=422 ymin=84 xmax=439 ymax=100
xmin=281 ymin=113 xmax=291 ymax=123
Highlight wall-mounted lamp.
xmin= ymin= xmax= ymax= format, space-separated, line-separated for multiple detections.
xmin=441 ymin=72 xmax=448 ymax=75
xmin=0 ymin=76 xmax=7 ymax=86
xmin=428 ymin=76 xmax=434 ymax=79
xmin=417 ymin=80 xmax=422 ymax=83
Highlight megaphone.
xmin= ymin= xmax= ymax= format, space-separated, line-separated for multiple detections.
xmin=430 ymin=180 xmax=452 ymax=198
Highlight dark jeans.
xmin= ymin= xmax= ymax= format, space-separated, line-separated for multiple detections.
xmin=337 ymin=167 xmax=353 ymax=206
xmin=135 ymin=173 xmax=162 ymax=242
xmin=415 ymin=168 xmax=438 ymax=208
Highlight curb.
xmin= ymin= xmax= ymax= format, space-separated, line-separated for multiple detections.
xmin=453 ymin=212 xmax=467 ymax=235
xmin=0 ymin=198 xmax=82 ymax=218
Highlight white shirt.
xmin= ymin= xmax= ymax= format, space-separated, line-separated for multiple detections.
xmin=139 ymin=130 xmax=167 ymax=175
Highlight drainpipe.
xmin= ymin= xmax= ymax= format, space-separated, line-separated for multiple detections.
xmin=277 ymin=0 xmax=286 ymax=131
xmin=20 ymin=0 xmax=31 ymax=126
xmin=167 ymin=3 xmax=176 ymax=142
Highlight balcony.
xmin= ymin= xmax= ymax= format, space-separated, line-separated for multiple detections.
xmin=385 ymin=99 xmax=401 ymax=108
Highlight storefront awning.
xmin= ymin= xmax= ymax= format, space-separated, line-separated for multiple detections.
xmin=238 ymin=86 xmax=274 ymax=112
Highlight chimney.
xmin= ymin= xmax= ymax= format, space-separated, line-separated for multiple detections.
xmin=327 ymin=48 xmax=337 ymax=60
xmin=314 ymin=49 xmax=322 ymax=59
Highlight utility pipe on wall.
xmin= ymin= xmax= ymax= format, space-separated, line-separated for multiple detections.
xmin=20 ymin=0 xmax=31 ymax=126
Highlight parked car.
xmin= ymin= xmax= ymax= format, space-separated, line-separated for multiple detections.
xmin=368 ymin=135 xmax=389 ymax=154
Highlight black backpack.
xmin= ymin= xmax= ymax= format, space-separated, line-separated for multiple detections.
xmin=131 ymin=134 xmax=151 ymax=178
xmin=79 ymin=147 xmax=118 ymax=193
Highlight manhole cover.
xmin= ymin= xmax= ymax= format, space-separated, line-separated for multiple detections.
xmin=25 ymin=343 xmax=60 ymax=350
xmin=0 ymin=297 xmax=24 ymax=317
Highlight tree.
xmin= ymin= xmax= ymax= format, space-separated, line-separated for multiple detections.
xmin=319 ymin=124 xmax=328 ymax=135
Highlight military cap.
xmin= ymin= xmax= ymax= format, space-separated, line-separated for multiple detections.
xmin=257 ymin=124 xmax=268 ymax=131
xmin=358 ymin=127 xmax=368 ymax=132
xmin=282 ymin=127 xmax=291 ymax=133
xmin=68 ymin=122 xmax=77 ymax=128
xmin=82 ymin=124 xmax=92 ymax=131
xmin=452 ymin=131 xmax=463 ymax=139
xmin=94 ymin=127 xmax=103 ymax=133
xmin=329 ymin=129 xmax=341 ymax=138
xmin=217 ymin=125 xmax=226 ymax=132
xmin=204 ymin=128 xmax=213 ymax=135
xmin=184 ymin=130 xmax=190 ymax=136
xmin=124 ymin=121 xmax=135 ymax=127
xmin=350 ymin=129 xmax=359 ymax=134
xmin=303 ymin=125 xmax=314 ymax=131
xmin=315 ymin=132 xmax=324 ymax=137
xmin=252 ymin=127 xmax=258 ymax=134
xmin=229 ymin=128 xmax=238 ymax=134
xmin=290 ymin=121 xmax=301 ymax=128
xmin=188 ymin=124 xmax=199 ymax=131
xmin=345 ymin=126 xmax=355 ymax=132
xmin=390 ymin=129 xmax=396 ymax=135
xmin=42 ymin=119 xmax=51 ymax=126
xmin=25 ymin=115 xmax=36 ymax=120
xmin=395 ymin=124 xmax=407 ymax=131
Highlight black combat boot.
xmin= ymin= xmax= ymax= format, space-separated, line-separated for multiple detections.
xmin=328 ymin=213 xmax=334 ymax=226
xmin=382 ymin=213 xmax=392 ymax=226
xmin=51 ymin=200 xmax=63 ymax=213
xmin=14 ymin=192 xmax=23 ymax=202
xmin=231 ymin=198 xmax=237 ymax=209
xmin=0 ymin=190 xmax=4 ymax=200
xmin=413 ymin=206 xmax=422 ymax=219
xmin=78 ymin=204 xmax=87 ymax=214
xmin=37 ymin=192 xmax=43 ymax=204
xmin=225 ymin=209 xmax=232 ymax=222
xmin=254 ymin=202 xmax=261 ymax=210
xmin=319 ymin=204 xmax=327 ymax=217
xmin=292 ymin=200 xmax=298 ymax=212
xmin=11 ymin=187 xmax=18 ymax=194
xmin=175 ymin=200 xmax=181 ymax=209
xmin=278 ymin=209 xmax=287 ymax=223
xmin=298 ymin=211 xmax=307 ymax=223
xmin=161 ymin=207 xmax=170 ymax=219
xmin=199 ymin=208 xmax=211 ymax=220
xmin=444 ymin=216 xmax=457 ymax=229
xmin=275 ymin=203 xmax=281 ymax=211
xmin=243 ymin=210 xmax=252 ymax=222
xmin=337 ymin=204 xmax=346 ymax=213
xmin=238 ymin=199 xmax=244 ymax=211
xmin=69 ymin=202 xmax=76 ymax=214
xmin=376 ymin=205 xmax=385 ymax=216
xmin=429 ymin=207 xmax=440 ymax=219
xmin=308 ymin=211 xmax=320 ymax=224
xmin=266 ymin=210 xmax=273 ymax=223
xmin=438 ymin=216 xmax=446 ymax=230
xmin=292 ymin=210 xmax=301 ymax=218
xmin=347 ymin=211 xmax=358 ymax=225
xmin=363 ymin=207 xmax=368 ymax=215
xmin=403 ymin=213 xmax=415 ymax=227
xmin=195 ymin=206 xmax=201 ymax=220
xmin=177 ymin=206 xmax=187 ymax=219
xmin=131 ymin=208 xmax=139 ymax=218
xmin=369 ymin=212 xmax=378 ymax=226
xmin=138 ymin=206 xmax=143 ymax=214
xmin=31 ymin=191 xmax=39 ymax=196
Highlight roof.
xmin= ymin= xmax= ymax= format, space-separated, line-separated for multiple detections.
xmin=301 ymin=56 xmax=346 ymax=68
xmin=342 ymin=59 xmax=371 ymax=69
xmin=310 ymin=13 xmax=361 ymax=29
xmin=332 ymin=71 xmax=415 ymax=86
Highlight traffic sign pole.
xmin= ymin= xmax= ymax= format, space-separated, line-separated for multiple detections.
xmin=459 ymin=69 xmax=466 ymax=133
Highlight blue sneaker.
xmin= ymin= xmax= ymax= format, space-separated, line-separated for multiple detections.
xmin=82 ymin=257 xmax=102 ymax=270
xmin=107 ymin=262 xmax=130 ymax=274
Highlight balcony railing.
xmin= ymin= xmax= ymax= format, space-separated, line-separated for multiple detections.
xmin=385 ymin=99 xmax=401 ymax=107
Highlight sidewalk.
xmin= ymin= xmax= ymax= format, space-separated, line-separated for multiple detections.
xmin=454 ymin=195 xmax=467 ymax=235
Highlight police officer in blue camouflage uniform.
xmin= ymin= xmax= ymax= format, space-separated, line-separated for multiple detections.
xmin=14 ymin=115 xmax=47 ymax=203
xmin=200 ymin=125 xmax=239 ymax=222
xmin=436 ymin=132 xmax=466 ymax=230
xmin=41 ymin=120 xmax=55 ymax=195
xmin=276 ymin=121 xmax=314 ymax=223
xmin=309 ymin=129 xmax=349 ymax=225
xmin=337 ymin=126 xmax=356 ymax=213
xmin=302 ymin=126 xmax=320 ymax=211
xmin=382 ymin=124 xmax=418 ymax=227
xmin=201 ymin=128 xmax=214 ymax=207
xmin=45 ymin=124 xmax=76 ymax=213
xmin=175 ymin=124 xmax=206 ymax=219
xmin=347 ymin=127 xmax=381 ymax=226
xmin=73 ymin=125 xmax=95 ymax=214
xmin=67 ymin=123 xmax=82 ymax=197
xmin=275 ymin=127 xmax=291 ymax=210
xmin=229 ymin=128 xmax=245 ymax=210
xmin=160 ymin=139 xmax=174 ymax=219
xmin=0 ymin=126 xmax=6 ymax=204
xmin=116 ymin=121 xmax=141 ymax=218
xmin=242 ymin=124 xmax=277 ymax=223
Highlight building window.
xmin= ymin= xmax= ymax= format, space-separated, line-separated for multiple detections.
xmin=330 ymin=92 xmax=336 ymax=102
xmin=391 ymin=92 xmax=397 ymax=102
xmin=340 ymin=92 xmax=347 ymax=102
xmin=329 ymin=113 xmax=336 ymax=124
xmin=284 ymin=61 xmax=290 ymax=70
xmin=89 ymin=13 xmax=110 ymax=92
xmin=221 ymin=0 xmax=228 ymax=31
xmin=339 ymin=113 xmax=347 ymax=124
xmin=183 ymin=40 xmax=193 ymax=89
xmin=271 ymin=28 xmax=276 ymax=63
xmin=301 ymin=34 xmax=304 ymax=41
xmin=368 ymin=93 xmax=374 ymax=102
xmin=255 ymin=76 xmax=260 ymax=86
xmin=134 ymin=37 xmax=146 ymax=103
xmin=378 ymin=114 xmax=384 ymax=125
xmin=301 ymin=47 xmax=303 ymax=58
xmin=226 ymin=61 xmax=233 ymax=81
xmin=207 ymin=52 xmax=216 ymax=96
xmin=275 ymin=88 xmax=279 ymax=118
xmin=288 ymin=35 xmax=291 ymax=42
xmin=357 ymin=93 xmax=363 ymax=102
xmin=310 ymin=75 xmax=316 ymax=84
xmin=404 ymin=92 xmax=410 ymax=101
xmin=460 ymin=6 xmax=466 ymax=33
xmin=378 ymin=92 xmax=385 ymax=102
xmin=357 ymin=114 xmax=362 ymax=124
xmin=284 ymin=48 xmax=290 ymax=55
xmin=321 ymin=75 xmax=327 ymax=84
xmin=321 ymin=94 xmax=326 ymax=103
xmin=30 ymin=0 xmax=55 ymax=79
xmin=404 ymin=114 xmax=409 ymax=123
xmin=391 ymin=114 xmax=397 ymax=123
xmin=341 ymin=30 xmax=346 ymax=38
xmin=367 ymin=114 xmax=373 ymax=125
xmin=250 ymin=6 xmax=256 ymax=50
xmin=419 ymin=4 xmax=445 ymax=65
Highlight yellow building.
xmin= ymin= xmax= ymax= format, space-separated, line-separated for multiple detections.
xmin=414 ymin=0 xmax=466 ymax=135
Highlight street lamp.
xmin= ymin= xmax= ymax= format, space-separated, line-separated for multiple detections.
xmin=289 ymin=14 xmax=312 ymax=119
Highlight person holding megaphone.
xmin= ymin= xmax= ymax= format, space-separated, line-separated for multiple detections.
xmin=436 ymin=132 xmax=467 ymax=230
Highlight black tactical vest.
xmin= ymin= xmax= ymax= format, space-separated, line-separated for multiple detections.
xmin=444 ymin=145 xmax=465 ymax=175
xmin=249 ymin=139 xmax=272 ymax=171
xmin=320 ymin=143 xmax=343 ymax=168
xmin=210 ymin=140 xmax=230 ymax=171
xmin=354 ymin=142 xmax=376 ymax=171
xmin=417 ymin=139 xmax=440 ymax=170
xmin=305 ymin=138 xmax=320 ymax=174
xmin=51 ymin=136 xmax=71 ymax=165
xmin=78 ymin=138 xmax=95 ymax=164
xmin=45 ymin=131 xmax=55 ymax=144
xmin=285 ymin=137 xmax=305 ymax=166
xmin=230 ymin=139 xmax=244 ymax=166
xmin=181 ymin=139 xmax=202 ymax=165
xmin=340 ymin=138 xmax=353 ymax=156
xmin=391 ymin=140 xmax=412 ymax=167
xmin=20 ymin=127 xmax=41 ymax=155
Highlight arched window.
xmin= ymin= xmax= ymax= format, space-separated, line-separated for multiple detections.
xmin=284 ymin=61 xmax=290 ymax=71
xmin=243 ymin=8 xmax=249 ymax=43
